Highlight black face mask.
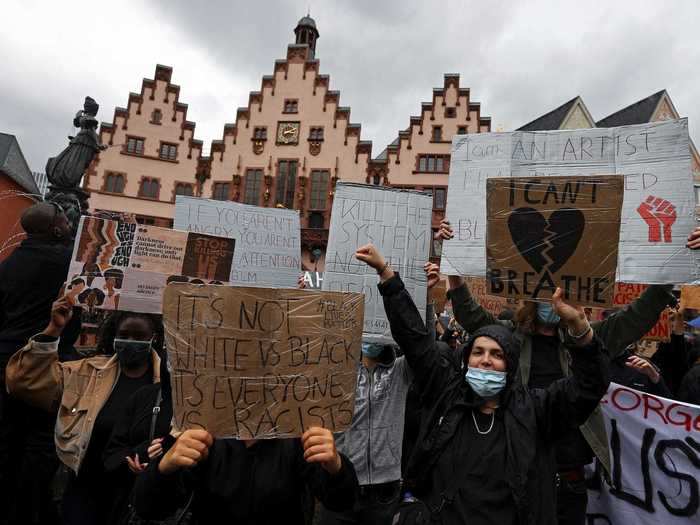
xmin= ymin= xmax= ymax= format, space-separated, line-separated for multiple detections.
xmin=114 ymin=338 xmax=152 ymax=369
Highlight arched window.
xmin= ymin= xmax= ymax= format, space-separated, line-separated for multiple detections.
xmin=175 ymin=183 xmax=194 ymax=197
xmin=105 ymin=172 xmax=125 ymax=193
xmin=139 ymin=178 xmax=160 ymax=199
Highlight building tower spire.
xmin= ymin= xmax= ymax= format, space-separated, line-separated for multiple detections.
xmin=294 ymin=14 xmax=319 ymax=59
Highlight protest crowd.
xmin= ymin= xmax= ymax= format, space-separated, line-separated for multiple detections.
xmin=2 ymin=181 xmax=700 ymax=525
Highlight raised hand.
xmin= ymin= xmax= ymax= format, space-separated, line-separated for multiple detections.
xmin=158 ymin=429 xmax=213 ymax=475
xmin=423 ymin=262 xmax=441 ymax=289
xmin=302 ymin=427 xmax=342 ymax=475
xmin=43 ymin=291 xmax=74 ymax=338
xmin=435 ymin=220 xmax=454 ymax=241
xmin=354 ymin=243 xmax=385 ymax=271
xmin=297 ymin=273 xmax=307 ymax=289
xmin=625 ymin=355 xmax=661 ymax=384
xmin=637 ymin=196 xmax=677 ymax=243
xmin=686 ymin=227 xmax=700 ymax=250
xmin=551 ymin=288 xmax=592 ymax=346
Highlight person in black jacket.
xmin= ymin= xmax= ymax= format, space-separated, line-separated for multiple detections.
xmin=677 ymin=342 xmax=700 ymax=404
xmin=609 ymin=346 xmax=671 ymax=397
xmin=355 ymin=243 xmax=610 ymax=525
xmin=0 ymin=201 xmax=80 ymax=525
xmin=103 ymin=353 xmax=175 ymax=525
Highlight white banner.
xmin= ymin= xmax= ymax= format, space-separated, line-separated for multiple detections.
xmin=586 ymin=383 xmax=700 ymax=524
xmin=323 ymin=182 xmax=432 ymax=344
xmin=441 ymin=119 xmax=697 ymax=284
xmin=174 ymin=196 xmax=301 ymax=288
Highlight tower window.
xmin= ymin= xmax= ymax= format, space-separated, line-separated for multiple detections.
xmin=151 ymin=109 xmax=162 ymax=124
xmin=445 ymin=107 xmax=457 ymax=118
xmin=283 ymin=99 xmax=299 ymax=114
xmin=253 ymin=127 xmax=267 ymax=140
xmin=309 ymin=127 xmax=324 ymax=141
xmin=432 ymin=126 xmax=443 ymax=142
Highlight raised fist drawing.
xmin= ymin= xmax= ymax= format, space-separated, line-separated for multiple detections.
xmin=637 ymin=196 xmax=676 ymax=243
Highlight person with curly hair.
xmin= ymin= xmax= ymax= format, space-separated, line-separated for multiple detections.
xmin=6 ymin=295 xmax=164 ymax=525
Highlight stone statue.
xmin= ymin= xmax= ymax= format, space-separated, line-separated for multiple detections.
xmin=45 ymin=96 xmax=107 ymax=234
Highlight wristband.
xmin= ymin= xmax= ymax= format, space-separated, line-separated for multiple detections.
xmin=377 ymin=262 xmax=390 ymax=276
xmin=567 ymin=324 xmax=592 ymax=340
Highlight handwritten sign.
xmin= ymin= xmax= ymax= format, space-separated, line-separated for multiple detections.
xmin=680 ymin=285 xmax=700 ymax=310
xmin=614 ymin=283 xmax=671 ymax=342
xmin=174 ymin=196 xmax=301 ymax=287
xmin=66 ymin=217 xmax=235 ymax=313
xmin=442 ymin=119 xmax=696 ymax=285
xmin=323 ymin=182 xmax=432 ymax=344
xmin=163 ymin=284 xmax=364 ymax=438
xmin=586 ymin=384 xmax=700 ymax=524
xmin=486 ymin=176 xmax=623 ymax=306
xmin=463 ymin=276 xmax=514 ymax=316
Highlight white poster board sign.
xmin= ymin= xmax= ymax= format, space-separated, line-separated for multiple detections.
xmin=323 ymin=182 xmax=432 ymax=344
xmin=441 ymin=119 xmax=697 ymax=284
xmin=586 ymin=383 xmax=700 ymax=524
xmin=174 ymin=196 xmax=301 ymax=288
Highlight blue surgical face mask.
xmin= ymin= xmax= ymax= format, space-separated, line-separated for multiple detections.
xmin=465 ymin=367 xmax=507 ymax=398
xmin=361 ymin=343 xmax=384 ymax=359
xmin=537 ymin=303 xmax=561 ymax=326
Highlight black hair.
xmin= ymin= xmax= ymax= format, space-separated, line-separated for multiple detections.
xmin=189 ymin=279 xmax=205 ymax=285
xmin=103 ymin=268 xmax=124 ymax=289
xmin=96 ymin=311 xmax=164 ymax=355
xmin=166 ymin=275 xmax=190 ymax=284
xmin=78 ymin=287 xmax=105 ymax=306
xmin=69 ymin=277 xmax=85 ymax=288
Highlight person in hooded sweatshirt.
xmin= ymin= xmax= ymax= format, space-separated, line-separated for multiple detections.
xmin=434 ymin=220 xmax=700 ymax=525
xmin=319 ymin=262 xmax=441 ymax=525
xmin=355 ymin=243 xmax=610 ymax=525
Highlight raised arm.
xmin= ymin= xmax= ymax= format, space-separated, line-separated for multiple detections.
xmin=355 ymin=244 xmax=455 ymax=401
xmin=533 ymin=289 xmax=610 ymax=439
xmin=5 ymin=294 xmax=74 ymax=411
xmin=595 ymin=284 xmax=675 ymax=359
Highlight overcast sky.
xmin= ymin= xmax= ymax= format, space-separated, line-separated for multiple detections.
xmin=2 ymin=0 xmax=699 ymax=172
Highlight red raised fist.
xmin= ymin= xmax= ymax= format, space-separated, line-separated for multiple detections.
xmin=637 ymin=196 xmax=676 ymax=243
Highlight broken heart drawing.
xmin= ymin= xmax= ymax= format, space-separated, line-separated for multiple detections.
xmin=507 ymin=207 xmax=585 ymax=274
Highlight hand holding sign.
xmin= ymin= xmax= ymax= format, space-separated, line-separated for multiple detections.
xmin=44 ymin=292 xmax=75 ymax=338
xmin=159 ymin=429 xmax=213 ymax=475
xmin=302 ymin=427 xmax=342 ymax=475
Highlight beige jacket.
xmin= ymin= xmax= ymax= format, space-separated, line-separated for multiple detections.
xmin=5 ymin=336 xmax=160 ymax=474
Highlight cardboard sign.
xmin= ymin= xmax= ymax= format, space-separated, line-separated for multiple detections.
xmin=613 ymin=283 xmax=671 ymax=342
xmin=163 ymin=284 xmax=364 ymax=439
xmin=66 ymin=217 xmax=235 ymax=314
xmin=463 ymin=276 xmax=515 ymax=316
xmin=441 ymin=119 xmax=696 ymax=285
xmin=486 ymin=176 xmax=623 ymax=306
xmin=323 ymin=182 xmax=432 ymax=344
xmin=680 ymin=285 xmax=700 ymax=310
xmin=174 ymin=196 xmax=301 ymax=288
xmin=586 ymin=384 xmax=700 ymax=525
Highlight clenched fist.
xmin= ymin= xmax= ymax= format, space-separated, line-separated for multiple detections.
xmin=158 ymin=429 xmax=213 ymax=475
xmin=302 ymin=427 xmax=342 ymax=475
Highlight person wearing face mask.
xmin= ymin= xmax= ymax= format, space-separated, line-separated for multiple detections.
xmin=319 ymin=262 xmax=441 ymax=525
xmin=5 ymin=293 xmax=163 ymax=525
xmin=355 ymin=243 xmax=610 ymax=525
xmin=0 ymin=201 xmax=81 ymax=525
xmin=434 ymin=220 xmax=698 ymax=525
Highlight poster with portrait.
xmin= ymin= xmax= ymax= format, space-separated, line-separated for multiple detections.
xmin=65 ymin=217 xmax=235 ymax=314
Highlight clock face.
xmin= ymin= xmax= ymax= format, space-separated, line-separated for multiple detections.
xmin=277 ymin=122 xmax=300 ymax=145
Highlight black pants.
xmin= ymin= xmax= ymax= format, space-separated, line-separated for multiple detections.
xmin=0 ymin=351 xmax=61 ymax=525
xmin=319 ymin=481 xmax=401 ymax=525
xmin=557 ymin=476 xmax=588 ymax=525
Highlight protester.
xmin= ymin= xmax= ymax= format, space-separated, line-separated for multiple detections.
xmin=102 ymin=354 xmax=175 ymax=525
xmin=436 ymin=220 xmax=699 ymax=525
xmin=608 ymin=345 xmax=671 ymax=396
xmin=651 ymin=309 xmax=691 ymax=396
xmin=133 ymin=426 xmax=358 ymax=523
xmin=0 ymin=200 xmax=81 ymax=525
xmin=319 ymin=262 xmax=441 ymax=525
xmin=5 ymin=294 xmax=162 ymax=525
xmin=355 ymin=243 xmax=610 ymax=524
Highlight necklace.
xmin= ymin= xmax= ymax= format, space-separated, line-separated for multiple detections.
xmin=471 ymin=410 xmax=495 ymax=435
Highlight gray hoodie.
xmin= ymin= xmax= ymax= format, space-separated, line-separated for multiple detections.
xmin=335 ymin=348 xmax=413 ymax=486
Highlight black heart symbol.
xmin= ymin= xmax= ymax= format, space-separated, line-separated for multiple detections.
xmin=507 ymin=207 xmax=585 ymax=274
